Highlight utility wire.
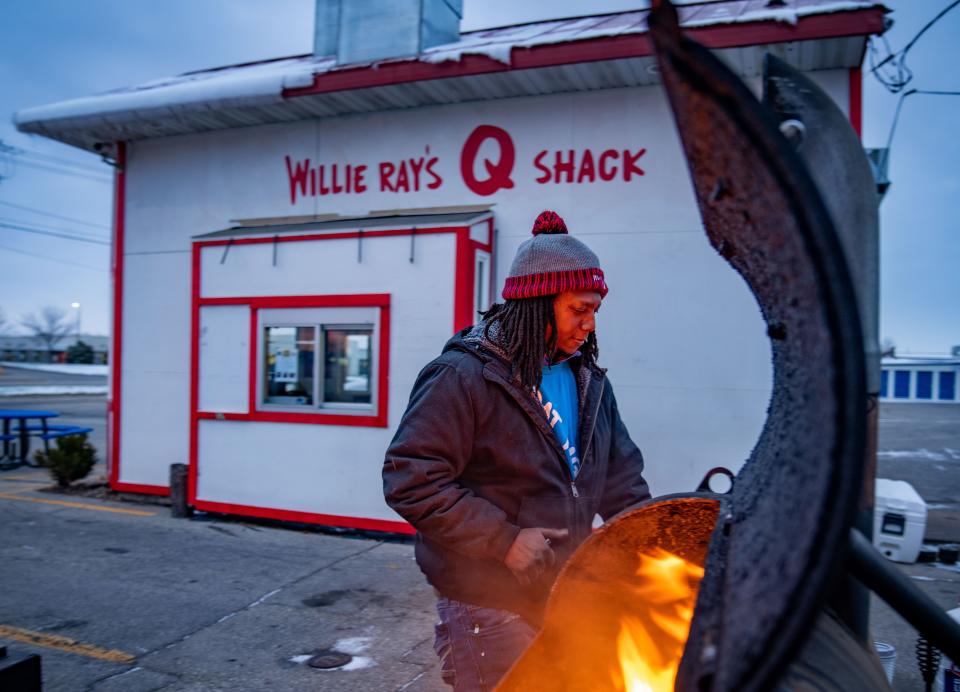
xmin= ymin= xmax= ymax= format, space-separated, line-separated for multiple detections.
xmin=0 ymin=139 xmax=108 ymax=176
xmin=0 ymin=220 xmax=110 ymax=245
xmin=0 ymin=241 xmax=106 ymax=272
xmin=0 ymin=216 xmax=108 ymax=241
xmin=0 ymin=157 xmax=112 ymax=183
xmin=11 ymin=149 xmax=106 ymax=175
xmin=885 ymin=89 xmax=960 ymax=154
xmin=0 ymin=200 xmax=109 ymax=231
xmin=869 ymin=0 xmax=960 ymax=93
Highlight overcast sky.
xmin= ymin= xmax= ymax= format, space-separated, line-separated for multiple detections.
xmin=0 ymin=1 xmax=956 ymax=354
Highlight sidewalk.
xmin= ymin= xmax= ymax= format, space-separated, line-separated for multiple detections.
xmin=0 ymin=467 xmax=445 ymax=692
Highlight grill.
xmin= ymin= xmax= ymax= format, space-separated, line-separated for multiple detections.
xmin=499 ymin=3 xmax=960 ymax=690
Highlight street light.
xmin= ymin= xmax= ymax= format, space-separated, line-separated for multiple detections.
xmin=70 ymin=302 xmax=81 ymax=342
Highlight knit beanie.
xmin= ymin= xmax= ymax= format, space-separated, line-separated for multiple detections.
xmin=501 ymin=211 xmax=608 ymax=300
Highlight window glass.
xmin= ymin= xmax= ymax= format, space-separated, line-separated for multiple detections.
xmin=323 ymin=328 xmax=372 ymax=404
xmin=264 ymin=326 xmax=315 ymax=405
xmin=916 ymin=371 xmax=933 ymax=399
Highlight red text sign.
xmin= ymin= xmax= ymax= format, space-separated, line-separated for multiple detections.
xmin=284 ymin=125 xmax=648 ymax=204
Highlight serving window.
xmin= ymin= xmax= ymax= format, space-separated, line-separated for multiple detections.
xmin=258 ymin=307 xmax=380 ymax=416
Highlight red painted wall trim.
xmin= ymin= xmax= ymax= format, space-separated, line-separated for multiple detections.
xmin=454 ymin=228 xmax=474 ymax=332
xmin=113 ymin=481 xmax=169 ymax=496
xmin=188 ymin=242 xmax=201 ymax=503
xmin=247 ymin=307 xmax=258 ymax=412
xmin=193 ymin=498 xmax=416 ymax=535
xmin=284 ymin=10 xmax=885 ymax=99
xmin=849 ymin=67 xmax=863 ymax=139
xmin=186 ymin=222 xmax=487 ymax=531
xmin=199 ymin=294 xmax=391 ymax=308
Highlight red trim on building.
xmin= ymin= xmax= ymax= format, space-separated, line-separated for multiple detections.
xmin=247 ymin=307 xmax=258 ymax=412
xmin=283 ymin=10 xmax=885 ymax=99
xmin=188 ymin=243 xmax=201 ymax=503
xmin=192 ymin=498 xmax=416 ymax=535
xmin=199 ymin=294 xmax=392 ymax=309
xmin=184 ymin=223 xmax=483 ymax=531
xmin=225 ymin=293 xmax=391 ymax=427
xmin=849 ymin=67 xmax=863 ymax=139
xmin=454 ymin=227 xmax=474 ymax=332
xmin=113 ymin=481 xmax=170 ymax=496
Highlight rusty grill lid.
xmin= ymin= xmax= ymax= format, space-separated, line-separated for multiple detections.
xmin=647 ymin=3 xmax=867 ymax=691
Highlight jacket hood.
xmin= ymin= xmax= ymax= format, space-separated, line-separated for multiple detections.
xmin=442 ymin=321 xmax=509 ymax=363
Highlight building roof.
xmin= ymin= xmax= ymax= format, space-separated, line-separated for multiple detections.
xmin=15 ymin=1 xmax=886 ymax=153
xmin=882 ymin=356 xmax=960 ymax=367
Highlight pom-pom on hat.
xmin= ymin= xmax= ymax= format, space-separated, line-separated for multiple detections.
xmin=502 ymin=210 xmax=608 ymax=300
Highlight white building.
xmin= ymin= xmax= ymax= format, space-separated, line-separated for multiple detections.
xmin=880 ymin=356 xmax=960 ymax=403
xmin=16 ymin=1 xmax=885 ymax=532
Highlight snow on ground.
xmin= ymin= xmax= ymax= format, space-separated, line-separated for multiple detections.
xmin=0 ymin=385 xmax=108 ymax=397
xmin=0 ymin=362 xmax=108 ymax=376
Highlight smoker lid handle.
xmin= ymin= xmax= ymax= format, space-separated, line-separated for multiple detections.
xmin=848 ymin=528 xmax=960 ymax=664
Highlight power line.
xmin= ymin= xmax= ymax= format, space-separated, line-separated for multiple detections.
xmin=869 ymin=0 xmax=960 ymax=93
xmin=11 ymin=149 xmax=106 ymax=175
xmin=885 ymin=89 xmax=960 ymax=154
xmin=0 ymin=220 xmax=110 ymax=245
xmin=0 ymin=216 xmax=108 ymax=241
xmin=0 ymin=200 xmax=109 ymax=231
xmin=0 ymin=139 xmax=108 ymax=176
xmin=0 ymin=157 xmax=112 ymax=184
xmin=0 ymin=241 xmax=107 ymax=272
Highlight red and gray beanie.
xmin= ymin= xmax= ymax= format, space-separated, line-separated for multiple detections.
xmin=501 ymin=211 xmax=608 ymax=300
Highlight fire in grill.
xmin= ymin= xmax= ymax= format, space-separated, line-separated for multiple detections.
xmin=498 ymin=2 xmax=960 ymax=690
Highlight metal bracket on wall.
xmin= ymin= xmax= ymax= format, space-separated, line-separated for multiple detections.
xmin=219 ymin=238 xmax=233 ymax=265
xmin=409 ymin=227 xmax=417 ymax=264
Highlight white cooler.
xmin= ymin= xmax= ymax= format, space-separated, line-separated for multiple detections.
xmin=873 ymin=479 xmax=927 ymax=563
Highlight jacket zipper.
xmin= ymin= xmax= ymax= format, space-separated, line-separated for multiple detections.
xmin=570 ymin=482 xmax=579 ymax=498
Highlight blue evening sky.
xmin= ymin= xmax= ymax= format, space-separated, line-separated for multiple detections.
xmin=0 ymin=1 xmax=956 ymax=354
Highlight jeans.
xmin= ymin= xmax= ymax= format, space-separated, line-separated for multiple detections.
xmin=434 ymin=597 xmax=538 ymax=691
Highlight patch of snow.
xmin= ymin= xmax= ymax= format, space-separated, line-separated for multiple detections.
xmin=878 ymin=449 xmax=949 ymax=462
xmin=1 ymin=362 xmax=108 ymax=376
xmin=289 ymin=655 xmax=314 ymax=664
xmin=0 ymin=385 xmax=108 ymax=397
xmin=334 ymin=637 xmax=372 ymax=655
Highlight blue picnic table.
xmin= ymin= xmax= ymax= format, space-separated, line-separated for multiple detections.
xmin=0 ymin=409 xmax=91 ymax=469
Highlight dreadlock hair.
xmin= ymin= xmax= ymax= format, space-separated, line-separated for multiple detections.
xmin=482 ymin=295 xmax=599 ymax=391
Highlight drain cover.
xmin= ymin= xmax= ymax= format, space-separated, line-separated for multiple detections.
xmin=307 ymin=651 xmax=353 ymax=669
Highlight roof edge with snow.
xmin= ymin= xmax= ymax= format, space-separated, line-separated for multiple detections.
xmin=16 ymin=1 xmax=887 ymax=152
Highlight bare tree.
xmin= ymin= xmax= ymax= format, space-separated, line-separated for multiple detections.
xmin=22 ymin=307 xmax=73 ymax=363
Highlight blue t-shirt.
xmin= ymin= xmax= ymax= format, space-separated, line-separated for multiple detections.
xmin=537 ymin=360 xmax=580 ymax=477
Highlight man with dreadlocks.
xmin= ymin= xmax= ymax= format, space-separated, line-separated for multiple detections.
xmin=383 ymin=210 xmax=650 ymax=691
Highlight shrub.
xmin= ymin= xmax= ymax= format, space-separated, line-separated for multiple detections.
xmin=34 ymin=434 xmax=97 ymax=487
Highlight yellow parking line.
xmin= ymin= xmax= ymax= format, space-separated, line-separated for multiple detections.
xmin=0 ymin=492 xmax=156 ymax=516
xmin=0 ymin=624 xmax=136 ymax=663
xmin=0 ymin=476 xmax=47 ymax=482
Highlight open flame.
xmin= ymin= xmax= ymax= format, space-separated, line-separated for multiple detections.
xmin=615 ymin=548 xmax=705 ymax=692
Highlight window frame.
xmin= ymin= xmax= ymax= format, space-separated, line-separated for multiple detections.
xmin=257 ymin=306 xmax=380 ymax=417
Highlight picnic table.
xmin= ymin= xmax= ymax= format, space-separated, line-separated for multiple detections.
xmin=0 ymin=409 xmax=91 ymax=469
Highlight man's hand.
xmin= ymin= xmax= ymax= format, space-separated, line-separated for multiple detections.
xmin=504 ymin=528 xmax=569 ymax=585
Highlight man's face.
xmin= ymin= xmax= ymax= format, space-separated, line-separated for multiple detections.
xmin=551 ymin=290 xmax=602 ymax=357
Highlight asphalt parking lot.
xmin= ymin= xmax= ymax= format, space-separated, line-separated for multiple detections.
xmin=1 ymin=366 xmax=957 ymax=691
